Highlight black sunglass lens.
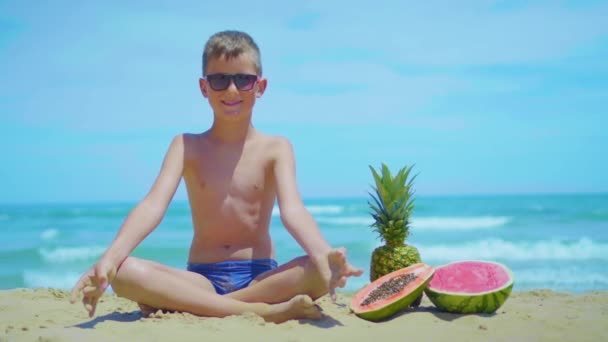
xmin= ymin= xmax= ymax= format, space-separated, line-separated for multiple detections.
xmin=208 ymin=74 xmax=231 ymax=90
xmin=207 ymin=74 xmax=256 ymax=90
xmin=234 ymin=74 xmax=257 ymax=90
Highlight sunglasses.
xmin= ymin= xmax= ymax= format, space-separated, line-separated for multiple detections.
xmin=204 ymin=73 xmax=259 ymax=91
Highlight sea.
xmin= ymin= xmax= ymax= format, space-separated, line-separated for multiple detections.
xmin=1 ymin=193 xmax=607 ymax=294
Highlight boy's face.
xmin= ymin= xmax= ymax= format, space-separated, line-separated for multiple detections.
xmin=199 ymin=54 xmax=267 ymax=122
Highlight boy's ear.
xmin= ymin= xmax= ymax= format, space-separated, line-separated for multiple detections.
xmin=255 ymin=78 xmax=267 ymax=98
xmin=199 ymin=78 xmax=209 ymax=98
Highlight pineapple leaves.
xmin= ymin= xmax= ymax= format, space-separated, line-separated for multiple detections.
xmin=367 ymin=163 xmax=418 ymax=243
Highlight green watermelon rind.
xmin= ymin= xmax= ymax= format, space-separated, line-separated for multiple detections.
xmin=424 ymin=260 xmax=514 ymax=314
xmin=352 ymin=264 xmax=434 ymax=322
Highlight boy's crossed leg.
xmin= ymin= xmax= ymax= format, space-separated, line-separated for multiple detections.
xmin=109 ymin=251 xmax=356 ymax=323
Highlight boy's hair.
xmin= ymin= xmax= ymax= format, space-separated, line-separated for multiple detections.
xmin=202 ymin=30 xmax=262 ymax=76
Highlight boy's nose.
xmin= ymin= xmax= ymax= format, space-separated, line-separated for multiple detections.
xmin=226 ymin=80 xmax=239 ymax=92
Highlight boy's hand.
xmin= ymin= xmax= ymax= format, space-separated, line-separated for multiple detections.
xmin=317 ymin=247 xmax=363 ymax=302
xmin=69 ymin=260 xmax=117 ymax=317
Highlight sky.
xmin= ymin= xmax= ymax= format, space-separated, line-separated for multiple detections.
xmin=1 ymin=0 xmax=607 ymax=203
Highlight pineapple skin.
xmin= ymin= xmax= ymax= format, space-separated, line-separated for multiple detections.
xmin=370 ymin=243 xmax=422 ymax=281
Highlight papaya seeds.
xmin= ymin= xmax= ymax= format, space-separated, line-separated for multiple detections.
xmin=361 ymin=273 xmax=418 ymax=306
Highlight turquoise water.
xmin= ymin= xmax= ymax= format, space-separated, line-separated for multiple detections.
xmin=1 ymin=193 xmax=607 ymax=293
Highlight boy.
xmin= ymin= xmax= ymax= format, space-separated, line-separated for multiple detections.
xmin=69 ymin=30 xmax=363 ymax=324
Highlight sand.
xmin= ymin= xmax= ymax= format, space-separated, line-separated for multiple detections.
xmin=1 ymin=288 xmax=607 ymax=342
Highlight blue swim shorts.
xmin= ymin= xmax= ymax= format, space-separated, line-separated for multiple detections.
xmin=187 ymin=259 xmax=278 ymax=295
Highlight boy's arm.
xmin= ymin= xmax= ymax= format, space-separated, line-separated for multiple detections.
xmin=71 ymin=134 xmax=186 ymax=315
xmin=100 ymin=134 xmax=186 ymax=268
xmin=272 ymin=137 xmax=362 ymax=300
xmin=272 ymin=137 xmax=331 ymax=261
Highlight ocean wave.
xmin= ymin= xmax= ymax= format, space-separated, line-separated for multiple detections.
xmin=272 ymin=205 xmax=344 ymax=216
xmin=413 ymin=216 xmax=510 ymax=229
xmin=515 ymin=267 xmax=608 ymax=287
xmin=23 ymin=270 xmax=84 ymax=290
xmin=315 ymin=216 xmax=510 ymax=230
xmin=307 ymin=205 xmax=344 ymax=214
xmin=577 ymin=209 xmax=608 ymax=221
xmin=40 ymin=228 xmax=59 ymax=241
xmin=39 ymin=246 xmax=105 ymax=263
xmin=418 ymin=238 xmax=608 ymax=261
xmin=316 ymin=216 xmax=371 ymax=225
xmin=343 ymin=266 xmax=608 ymax=293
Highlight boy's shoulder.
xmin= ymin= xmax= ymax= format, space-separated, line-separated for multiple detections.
xmin=255 ymin=132 xmax=294 ymax=154
xmin=169 ymin=131 xmax=293 ymax=153
xmin=257 ymin=131 xmax=291 ymax=145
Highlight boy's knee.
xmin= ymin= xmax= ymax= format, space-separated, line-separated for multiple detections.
xmin=111 ymin=257 xmax=143 ymax=296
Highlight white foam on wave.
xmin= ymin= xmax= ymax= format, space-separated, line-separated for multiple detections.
xmin=413 ymin=216 xmax=510 ymax=230
xmin=314 ymin=215 xmax=509 ymax=230
xmin=22 ymin=269 xmax=116 ymax=292
xmin=23 ymin=270 xmax=82 ymax=290
xmin=529 ymin=205 xmax=546 ymax=212
xmin=272 ymin=205 xmax=344 ymax=217
xmin=39 ymin=246 xmax=105 ymax=263
xmin=515 ymin=267 xmax=608 ymax=287
xmin=419 ymin=237 xmax=608 ymax=261
xmin=307 ymin=205 xmax=344 ymax=214
xmin=40 ymin=228 xmax=59 ymax=241
xmin=317 ymin=216 xmax=371 ymax=225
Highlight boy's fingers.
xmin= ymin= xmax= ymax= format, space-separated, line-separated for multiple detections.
xmin=330 ymin=276 xmax=346 ymax=289
xmin=89 ymin=299 xmax=99 ymax=317
xmin=69 ymin=279 xmax=86 ymax=303
xmin=329 ymin=288 xmax=337 ymax=302
xmin=83 ymin=296 xmax=99 ymax=318
xmin=69 ymin=286 xmax=79 ymax=304
xmin=83 ymin=297 xmax=93 ymax=314
xmin=83 ymin=285 xmax=101 ymax=296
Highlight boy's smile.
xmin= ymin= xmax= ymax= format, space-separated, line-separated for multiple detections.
xmin=222 ymin=99 xmax=243 ymax=107
xmin=221 ymin=100 xmax=244 ymax=116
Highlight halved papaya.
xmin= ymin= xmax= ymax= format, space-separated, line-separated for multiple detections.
xmin=350 ymin=263 xmax=435 ymax=321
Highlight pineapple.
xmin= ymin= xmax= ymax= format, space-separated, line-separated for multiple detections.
xmin=368 ymin=163 xmax=423 ymax=306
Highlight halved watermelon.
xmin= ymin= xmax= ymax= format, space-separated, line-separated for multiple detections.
xmin=350 ymin=263 xmax=435 ymax=321
xmin=424 ymin=260 xmax=514 ymax=314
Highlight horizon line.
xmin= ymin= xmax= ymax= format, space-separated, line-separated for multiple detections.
xmin=1 ymin=190 xmax=607 ymax=206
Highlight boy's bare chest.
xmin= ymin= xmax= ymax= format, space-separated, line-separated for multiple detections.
xmin=184 ymin=150 xmax=272 ymax=201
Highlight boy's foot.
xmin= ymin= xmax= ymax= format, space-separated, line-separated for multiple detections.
xmin=264 ymin=295 xmax=323 ymax=323
xmin=139 ymin=295 xmax=322 ymax=323
xmin=327 ymin=248 xmax=364 ymax=294
xmin=138 ymin=302 xmax=156 ymax=317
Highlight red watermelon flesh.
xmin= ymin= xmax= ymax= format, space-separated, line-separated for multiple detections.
xmin=425 ymin=260 xmax=514 ymax=314
xmin=429 ymin=261 xmax=512 ymax=294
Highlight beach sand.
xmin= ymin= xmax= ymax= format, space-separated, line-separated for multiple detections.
xmin=1 ymin=288 xmax=606 ymax=342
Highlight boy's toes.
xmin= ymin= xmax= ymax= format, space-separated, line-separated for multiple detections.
xmin=328 ymin=248 xmax=347 ymax=264
xmin=291 ymin=295 xmax=323 ymax=320
xmin=349 ymin=265 xmax=364 ymax=276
